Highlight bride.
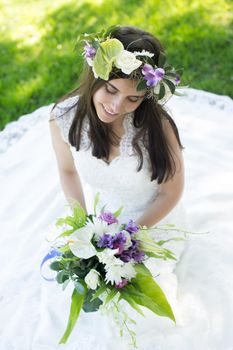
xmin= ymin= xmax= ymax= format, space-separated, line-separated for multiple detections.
xmin=0 ymin=25 xmax=233 ymax=350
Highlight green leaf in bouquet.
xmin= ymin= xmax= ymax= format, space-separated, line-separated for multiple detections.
xmin=145 ymin=252 xmax=167 ymax=259
xmin=56 ymin=216 xmax=78 ymax=229
xmin=74 ymin=280 xmax=87 ymax=295
xmin=113 ymin=205 xmax=123 ymax=218
xmin=119 ymin=290 xmax=145 ymax=317
xmin=157 ymin=237 xmax=184 ymax=246
xmin=72 ymin=202 xmax=86 ymax=228
xmin=50 ymin=261 xmax=63 ymax=271
xmin=132 ymin=264 xmax=175 ymax=322
xmin=56 ymin=271 xmax=69 ymax=284
xmin=94 ymin=192 xmax=100 ymax=215
xmin=104 ymin=287 xmax=118 ymax=306
xmin=93 ymin=38 xmax=124 ymax=80
xmin=62 ymin=278 xmax=70 ymax=291
xmin=59 ymin=287 xmax=86 ymax=344
xmin=58 ymin=228 xmax=76 ymax=238
xmin=82 ymin=289 xmax=103 ymax=313
xmin=91 ymin=284 xmax=108 ymax=301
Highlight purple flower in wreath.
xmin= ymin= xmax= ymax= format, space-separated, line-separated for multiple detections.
xmin=99 ymin=212 xmax=118 ymax=225
xmin=84 ymin=44 xmax=96 ymax=59
xmin=175 ymin=74 xmax=181 ymax=85
xmin=125 ymin=220 xmax=139 ymax=234
xmin=142 ymin=64 xmax=165 ymax=87
xmin=97 ymin=234 xmax=114 ymax=248
xmin=115 ymin=278 xmax=128 ymax=289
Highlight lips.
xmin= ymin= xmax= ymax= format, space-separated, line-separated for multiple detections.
xmin=102 ymin=105 xmax=118 ymax=117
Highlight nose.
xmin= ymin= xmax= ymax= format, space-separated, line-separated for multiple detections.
xmin=109 ymin=96 xmax=124 ymax=114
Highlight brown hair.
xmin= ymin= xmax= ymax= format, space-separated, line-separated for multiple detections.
xmin=53 ymin=25 xmax=184 ymax=184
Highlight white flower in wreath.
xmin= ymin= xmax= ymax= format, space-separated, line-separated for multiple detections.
xmin=133 ymin=50 xmax=154 ymax=58
xmin=115 ymin=50 xmax=142 ymax=75
xmin=84 ymin=269 xmax=101 ymax=290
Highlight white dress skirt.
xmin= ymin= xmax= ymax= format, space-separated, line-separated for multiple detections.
xmin=0 ymin=88 xmax=232 ymax=350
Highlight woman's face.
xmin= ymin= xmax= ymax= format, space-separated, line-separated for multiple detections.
xmin=92 ymin=79 xmax=146 ymax=128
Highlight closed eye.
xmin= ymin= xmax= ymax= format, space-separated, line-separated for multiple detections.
xmin=128 ymin=96 xmax=144 ymax=103
xmin=105 ymin=84 xmax=116 ymax=94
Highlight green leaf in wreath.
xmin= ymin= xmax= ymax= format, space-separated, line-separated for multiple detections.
xmin=163 ymin=79 xmax=176 ymax=94
xmin=136 ymin=79 xmax=147 ymax=91
xmin=59 ymin=288 xmax=86 ymax=344
xmin=158 ymin=82 xmax=166 ymax=100
xmin=158 ymin=51 xmax=166 ymax=68
xmin=93 ymin=38 xmax=124 ymax=80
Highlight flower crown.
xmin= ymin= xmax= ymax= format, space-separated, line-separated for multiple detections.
xmin=77 ymin=26 xmax=184 ymax=104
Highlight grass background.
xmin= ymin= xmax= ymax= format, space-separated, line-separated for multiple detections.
xmin=0 ymin=0 xmax=232 ymax=130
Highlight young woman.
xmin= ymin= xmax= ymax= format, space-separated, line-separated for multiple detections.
xmin=1 ymin=25 xmax=232 ymax=350
xmin=49 ymin=25 xmax=185 ymax=230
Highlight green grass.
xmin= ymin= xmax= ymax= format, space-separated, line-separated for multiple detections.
xmin=0 ymin=0 xmax=232 ymax=130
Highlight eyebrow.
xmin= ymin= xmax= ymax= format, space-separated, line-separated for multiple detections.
xmin=106 ymin=82 xmax=145 ymax=98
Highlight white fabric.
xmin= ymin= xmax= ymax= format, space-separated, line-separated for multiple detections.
xmin=0 ymin=88 xmax=233 ymax=350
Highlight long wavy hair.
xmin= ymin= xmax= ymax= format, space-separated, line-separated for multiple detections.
xmin=53 ymin=26 xmax=184 ymax=184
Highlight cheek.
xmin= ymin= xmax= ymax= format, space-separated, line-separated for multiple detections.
xmin=125 ymin=101 xmax=142 ymax=113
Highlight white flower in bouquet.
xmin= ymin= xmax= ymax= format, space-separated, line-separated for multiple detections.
xmin=84 ymin=269 xmax=101 ymax=290
xmin=105 ymin=261 xmax=136 ymax=285
xmin=69 ymin=227 xmax=97 ymax=259
xmin=86 ymin=216 xmax=109 ymax=239
xmin=115 ymin=50 xmax=142 ymax=75
xmin=97 ymin=248 xmax=121 ymax=266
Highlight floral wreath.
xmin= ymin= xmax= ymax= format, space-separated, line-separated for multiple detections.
xmin=77 ymin=26 xmax=185 ymax=104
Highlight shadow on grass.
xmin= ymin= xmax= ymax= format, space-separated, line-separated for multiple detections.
xmin=0 ymin=0 xmax=232 ymax=130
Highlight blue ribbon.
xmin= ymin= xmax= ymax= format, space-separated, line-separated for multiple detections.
xmin=40 ymin=249 xmax=62 ymax=281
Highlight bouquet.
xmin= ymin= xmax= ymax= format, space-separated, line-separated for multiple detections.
xmin=41 ymin=194 xmax=183 ymax=346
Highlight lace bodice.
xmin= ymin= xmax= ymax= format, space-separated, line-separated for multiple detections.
xmin=53 ymin=96 xmax=160 ymax=222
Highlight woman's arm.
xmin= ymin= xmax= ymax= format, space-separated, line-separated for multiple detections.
xmin=136 ymin=119 xmax=185 ymax=228
xmin=49 ymin=113 xmax=87 ymax=213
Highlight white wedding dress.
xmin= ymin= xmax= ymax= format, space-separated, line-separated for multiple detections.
xmin=0 ymin=88 xmax=233 ymax=350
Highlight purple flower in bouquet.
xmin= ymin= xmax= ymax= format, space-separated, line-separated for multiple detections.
xmin=115 ymin=278 xmax=128 ymax=289
xmin=99 ymin=212 xmax=118 ymax=225
xmin=112 ymin=231 xmax=127 ymax=254
xmin=119 ymin=239 xmax=145 ymax=263
xmin=97 ymin=234 xmax=114 ymax=248
xmin=125 ymin=220 xmax=139 ymax=234
xmin=142 ymin=64 xmax=165 ymax=87
xmin=132 ymin=250 xmax=145 ymax=263
xmin=84 ymin=44 xmax=96 ymax=59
